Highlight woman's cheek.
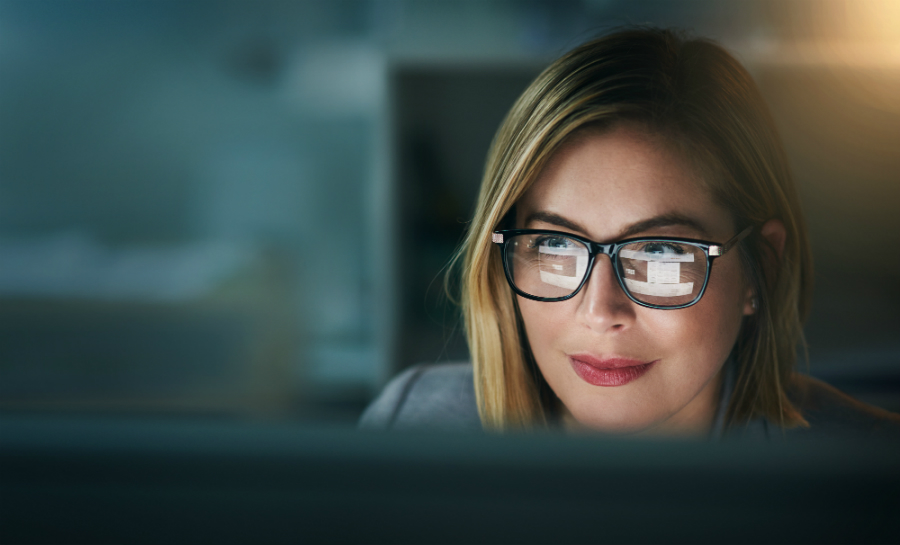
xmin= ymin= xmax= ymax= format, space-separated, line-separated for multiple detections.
xmin=518 ymin=299 xmax=568 ymax=369
xmin=674 ymin=276 xmax=745 ymax=364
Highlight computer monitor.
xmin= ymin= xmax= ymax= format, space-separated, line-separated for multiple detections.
xmin=1 ymin=415 xmax=898 ymax=544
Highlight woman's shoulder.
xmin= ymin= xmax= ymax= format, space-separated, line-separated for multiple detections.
xmin=358 ymin=362 xmax=481 ymax=431
xmin=785 ymin=373 xmax=900 ymax=439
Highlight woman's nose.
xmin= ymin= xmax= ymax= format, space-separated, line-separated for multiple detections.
xmin=576 ymin=255 xmax=637 ymax=332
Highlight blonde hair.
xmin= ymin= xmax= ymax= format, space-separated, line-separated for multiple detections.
xmin=455 ymin=28 xmax=813 ymax=431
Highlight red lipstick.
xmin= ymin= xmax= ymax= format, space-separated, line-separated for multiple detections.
xmin=569 ymin=354 xmax=655 ymax=387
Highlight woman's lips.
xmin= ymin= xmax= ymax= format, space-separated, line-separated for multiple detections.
xmin=568 ymin=355 xmax=656 ymax=387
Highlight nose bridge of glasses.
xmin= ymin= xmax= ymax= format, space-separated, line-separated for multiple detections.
xmin=580 ymin=243 xmax=627 ymax=302
xmin=585 ymin=243 xmax=618 ymax=279
xmin=589 ymin=242 xmax=616 ymax=257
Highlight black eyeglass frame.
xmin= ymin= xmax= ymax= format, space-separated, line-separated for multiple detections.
xmin=491 ymin=225 xmax=753 ymax=309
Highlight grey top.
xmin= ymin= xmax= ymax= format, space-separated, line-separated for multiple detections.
xmin=359 ymin=363 xmax=483 ymax=432
xmin=359 ymin=361 xmax=900 ymax=440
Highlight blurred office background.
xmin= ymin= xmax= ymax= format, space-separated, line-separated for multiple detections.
xmin=0 ymin=0 xmax=898 ymax=421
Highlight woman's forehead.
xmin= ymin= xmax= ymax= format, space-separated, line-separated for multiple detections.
xmin=517 ymin=126 xmax=732 ymax=240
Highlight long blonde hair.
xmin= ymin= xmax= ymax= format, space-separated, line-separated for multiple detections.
xmin=455 ymin=28 xmax=813 ymax=431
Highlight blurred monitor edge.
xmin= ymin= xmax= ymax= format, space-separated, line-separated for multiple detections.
xmin=1 ymin=414 xmax=899 ymax=545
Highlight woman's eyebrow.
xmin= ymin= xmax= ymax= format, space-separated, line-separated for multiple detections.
xmin=523 ymin=211 xmax=588 ymax=233
xmin=525 ymin=210 xmax=710 ymax=239
xmin=615 ymin=213 xmax=710 ymax=239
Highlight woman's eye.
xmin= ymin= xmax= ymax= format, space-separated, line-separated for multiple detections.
xmin=532 ymin=236 xmax=574 ymax=249
xmin=641 ymin=241 xmax=686 ymax=255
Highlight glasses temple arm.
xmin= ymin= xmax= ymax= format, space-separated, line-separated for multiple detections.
xmin=709 ymin=225 xmax=753 ymax=256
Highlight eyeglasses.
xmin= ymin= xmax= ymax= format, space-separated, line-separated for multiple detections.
xmin=492 ymin=226 xmax=752 ymax=309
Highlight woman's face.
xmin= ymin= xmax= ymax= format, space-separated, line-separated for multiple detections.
xmin=515 ymin=124 xmax=753 ymax=436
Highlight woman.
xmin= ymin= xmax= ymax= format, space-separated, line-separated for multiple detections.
xmin=360 ymin=27 xmax=900 ymax=438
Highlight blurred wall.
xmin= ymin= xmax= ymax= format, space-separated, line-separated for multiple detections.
xmin=0 ymin=0 xmax=897 ymax=419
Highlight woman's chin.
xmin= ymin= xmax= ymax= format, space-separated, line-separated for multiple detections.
xmin=564 ymin=409 xmax=711 ymax=438
xmin=562 ymin=407 xmax=662 ymax=436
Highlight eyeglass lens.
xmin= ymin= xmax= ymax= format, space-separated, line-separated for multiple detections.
xmin=506 ymin=233 xmax=708 ymax=306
